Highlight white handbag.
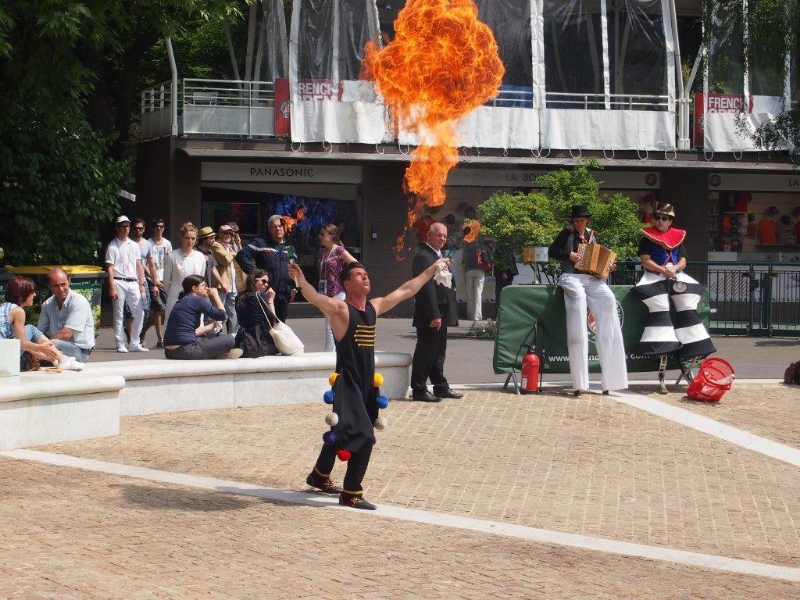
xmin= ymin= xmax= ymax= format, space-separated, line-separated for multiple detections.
xmin=258 ymin=295 xmax=304 ymax=356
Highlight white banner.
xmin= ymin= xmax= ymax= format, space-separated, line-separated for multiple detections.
xmin=541 ymin=108 xmax=677 ymax=151
xmin=704 ymin=95 xmax=788 ymax=153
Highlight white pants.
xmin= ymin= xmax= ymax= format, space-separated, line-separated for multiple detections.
xmin=112 ymin=280 xmax=144 ymax=348
xmin=464 ymin=269 xmax=485 ymax=321
xmin=323 ymin=291 xmax=346 ymax=352
xmin=218 ymin=290 xmax=238 ymax=334
xmin=558 ymin=272 xmax=628 ymax=392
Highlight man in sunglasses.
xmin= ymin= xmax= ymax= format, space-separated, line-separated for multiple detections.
xmin=632 ymin=203 xmax=716 ymax=392
xmin=142 ymin=218 xmax=172 ymax=348
xmin=548 ymin=204 xmax=627 ymax=397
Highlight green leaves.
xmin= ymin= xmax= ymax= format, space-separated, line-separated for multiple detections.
xmin=477 ymin=161 xmax=645 ymax=272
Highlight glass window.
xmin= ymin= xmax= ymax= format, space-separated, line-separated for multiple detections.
xmin=544 ymin=0 xmax=606 ymax=108
xmin=606 ymin=0 xmax=667 ymax=108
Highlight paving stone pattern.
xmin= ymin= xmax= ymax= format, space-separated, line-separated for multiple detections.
xmin=42 ymin=391 xmax=800 ymax=563
xmin=2 ymin=454 xmax=800 ymax=599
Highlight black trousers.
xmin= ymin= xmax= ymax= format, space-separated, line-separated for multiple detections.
xmin=410 ymin=323 xmax=449 ymax=393
xmin=314 ymin=442 xmax=373 ymax=493
xmin=274 ymin=297 xmax=290 ymax=322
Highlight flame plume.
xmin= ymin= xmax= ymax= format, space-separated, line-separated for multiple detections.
xmin=281 ymin=208 xmax=306 ymax=234
xmin=363 ymin=0 xmax=504 ymax=254
xmin=462 ymin=220 xmax=480 ymax=243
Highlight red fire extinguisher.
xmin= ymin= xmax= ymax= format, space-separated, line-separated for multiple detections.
xmin=520 ymin=346 xmax=541 ymax=393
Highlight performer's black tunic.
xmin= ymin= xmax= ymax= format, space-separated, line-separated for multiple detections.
xmin=333 ymin=302 xmax=377 ymax=453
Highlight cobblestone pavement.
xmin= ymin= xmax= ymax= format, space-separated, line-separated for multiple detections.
xmin=4 ymin=383 xmax=800 ymax=598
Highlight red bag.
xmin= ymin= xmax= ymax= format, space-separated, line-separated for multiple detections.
xmin=476 ymin=248 xmax=493 ymax=273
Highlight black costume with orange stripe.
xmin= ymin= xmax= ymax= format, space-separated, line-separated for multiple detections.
xmin=313 ymin=302 xmax=377 ymax=493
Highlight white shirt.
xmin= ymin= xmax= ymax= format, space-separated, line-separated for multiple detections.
xmin=105 ymin=238 xmax=142 ymax=279
xmin=148 ymin=238 xmax=173 ymax=280
xmin=37 ymin=290 xmax=95 ymax=350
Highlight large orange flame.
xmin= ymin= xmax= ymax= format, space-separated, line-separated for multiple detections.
xmin=462 ymin=220 xmax=480 ymax=243
xmin=281 ymin=207 xmax=306 ymax=234
xmin=363 ymin=0 xmax=504 ymax=255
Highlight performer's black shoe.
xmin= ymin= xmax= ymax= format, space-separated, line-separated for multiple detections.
xmin=573 ymin=390 xmax=581 ymax=397
xmin=339 ymin=491 xmax=377 ymax=510
xmin=411 ymin=390 xmax=441 ymax=402
xmin=306 ymin=470 xmax=343 ymax=495
xmin=434 ymin=388 xmax=463 ymax=399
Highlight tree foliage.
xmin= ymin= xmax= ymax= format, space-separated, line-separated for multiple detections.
xmin=478 ymin=162 xmax=642 ymax=275
xmin=0 ymin=0 xmax=245 ymax=266
xmin=704 ymin=0 xmax=800 ymax=162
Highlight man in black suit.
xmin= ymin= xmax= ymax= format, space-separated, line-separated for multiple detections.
xmin=410 ymin=221 xmax=463 ymax=402
xmin=236 ymin=214 xmax=297 ymax=321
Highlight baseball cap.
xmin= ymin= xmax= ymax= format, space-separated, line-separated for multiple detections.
xmin=116 ymin=215 xmax=130 ymax=224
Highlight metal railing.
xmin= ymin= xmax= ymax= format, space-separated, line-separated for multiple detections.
xmin=608 ymin=260 xmax=800 ymax=336
xmin=140 ymin=80 xmax=174 ymax=139
xmin=139 ymin=79 xmax=278 ymax=139
xmin=545 ymin=92 xmax=671 ymax=111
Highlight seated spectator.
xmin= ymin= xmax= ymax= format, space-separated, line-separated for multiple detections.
xmin=235 ymin=269 xmax=279 ymax=356
xmin=0 ymin=276 xmax=82 ymax=370
xmin=163 ymin=275 xmax=242 ymax=360
xmin=37 ymin=268 xmax=95 ymax=363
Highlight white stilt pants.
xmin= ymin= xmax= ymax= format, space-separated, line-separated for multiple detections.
xmin=558 ymin=273 xmax=628 ymax=392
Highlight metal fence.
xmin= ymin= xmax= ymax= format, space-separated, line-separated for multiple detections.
xmin=608 ymin=260 xmax=800 ymax=336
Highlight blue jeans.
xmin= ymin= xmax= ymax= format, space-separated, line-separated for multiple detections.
xmin=52 ymin=339 xmax=90 ymax=363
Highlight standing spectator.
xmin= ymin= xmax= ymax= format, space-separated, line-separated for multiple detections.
xmin=37 ymin=267 xmax=95 ymax=363
xmin=289 ymin=257 xmax=450 ymax=510
xmin=460 ymin=232 xmax=493 ymax=324
xmin=410 ymin=222 xmax=463 ymax=402
xmin=196 ymin=226 xmax=221 ymax=289
xmin=236 ymin=214 xmax=297 ymax=321
xmin=129 ymin=218 xmax=151 ymax=346
xmin=105 ymin=215 xmax=148 ymax=353
xmin=316 ymin=223 xmax=357 ymax=351
xmin=163 ymin=275 xmax=241 ymax=360
xmin=212 ymin=223 xmax=240 ymax=334
xmin=163 ymin=222 xmax=207 ymax=320
xmin=547 ymin=204 xmax=627 ymax=396
xmin=493 ymin=247 xmax=518 ymax=313
xmin=142 ymin=217 xmax=172 ymax=348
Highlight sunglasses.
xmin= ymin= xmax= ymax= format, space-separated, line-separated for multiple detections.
xmin=116 ymin=223 xmax=130 ymax=228
xmin=154 ymin=224 xmax=165 ymax=229
xmin=654 ymin=215 xmax=672 ymax=222
xmin=257 ymin=278 xmax=270 ymax=285
xmin=133 ymin=227 xmax=145 ymax=231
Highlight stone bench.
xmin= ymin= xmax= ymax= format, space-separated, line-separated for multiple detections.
xmin=0 ymin=352 xmax=412 ymax=450
xmin=0 ymin=370 xmax=124 ymax=451
xmin=82 ymin=351 xmax=412 ymax=416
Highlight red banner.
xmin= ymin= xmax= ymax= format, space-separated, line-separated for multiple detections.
xmin=693 ymin=93 xmax=753 ymax=147
xmin=274 ymin=78 xmax=291 ymax=137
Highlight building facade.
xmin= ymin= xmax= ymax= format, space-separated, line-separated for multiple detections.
xmin=136 ymin=0 xmax=799 ymax=315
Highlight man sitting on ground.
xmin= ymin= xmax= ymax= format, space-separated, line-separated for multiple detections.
xmin=37 ymin=267 xmax=95 ymax=363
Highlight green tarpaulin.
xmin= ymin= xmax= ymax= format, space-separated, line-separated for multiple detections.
xmin=493 ymin=284 xmax=711 ymax=375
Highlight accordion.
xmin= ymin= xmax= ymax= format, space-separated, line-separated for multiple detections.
xmin=576 ymin=243 xmax=617 ymax=279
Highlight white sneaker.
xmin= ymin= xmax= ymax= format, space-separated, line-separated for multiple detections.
xmin=127 ymin=343 xmax=149 ymax=352
xmin=57 ymin=357 xmax=83 ymax=371
xmin=117 ymin=345 xmax=129 ymax=353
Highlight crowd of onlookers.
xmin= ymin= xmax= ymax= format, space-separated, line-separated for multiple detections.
xmin=1 ymin=214 xmax=362 ymax=368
